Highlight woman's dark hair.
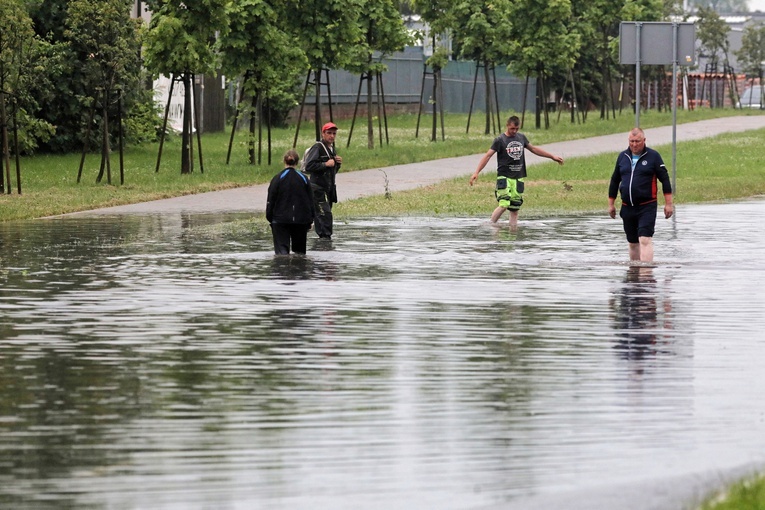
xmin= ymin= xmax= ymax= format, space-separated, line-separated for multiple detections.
xmin=284 ymin=149 xmax=300 ymax=167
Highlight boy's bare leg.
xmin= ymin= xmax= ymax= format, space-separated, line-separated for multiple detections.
xmin=490 ymin=206 xmax=507 ymax=223
xmin=508 ymin=210 xmax=519 ymax=229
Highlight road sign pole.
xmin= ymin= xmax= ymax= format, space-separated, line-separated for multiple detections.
xmin=635 ymin=23 xmax=642 ymax=127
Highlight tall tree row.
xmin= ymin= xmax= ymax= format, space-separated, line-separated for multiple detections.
xmin=26 ymin=0 xmax=153 ymax=154
xmin=67 ymin=0 xmax=143 ymax=184
xmin=450 ymin=0 xmax=514 ymax=134
xmin=219 ymin=0 xmax=307 ymax=164
xmin=345 ymin=0 xmax=413 ymax=148
xmin=143 ymin=0 xmax=229 ymax=174
xmin=0 ymin=0 xmax=52 ymax=193
xmin=289 ymin=0 xmax=366 ymax=141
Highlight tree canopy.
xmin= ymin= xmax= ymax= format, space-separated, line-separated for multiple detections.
xmin=735 ymin=22 xmax=765 ymax=80
xmin=142 ymin=0 xmax=229 ymax=78
xmin=696 ymin=5 xmax=731 ymax=67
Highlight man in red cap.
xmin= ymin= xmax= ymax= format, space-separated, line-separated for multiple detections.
xmin=303 ymin=122 xmax=343 ymax=239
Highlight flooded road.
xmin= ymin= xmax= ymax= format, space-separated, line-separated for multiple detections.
xmin=1 ymin=200 xmax=764 ymax=509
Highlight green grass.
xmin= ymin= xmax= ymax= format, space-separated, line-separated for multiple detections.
xmin=1 ymin=106 xmax=762 ymax=221
xmin=699 ymin=474 xmax=765 ymax=510
xmin=335 ymin=126 xmax=765 ymax=218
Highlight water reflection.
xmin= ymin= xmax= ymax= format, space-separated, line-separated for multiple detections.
xmin=1 ymin=202 xmax=765 ymax=509
xmin=610 ymin=266 xmax=674 ymax=362
xmin=268 ymin=255 xmax=340 ymax=281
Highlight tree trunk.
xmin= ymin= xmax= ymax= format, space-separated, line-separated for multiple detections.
xmin=96 ymin=90 xmax=112 ymax=184
xmin=521 ymin=72 xmax=529 ymax=128
xmin=181 ymin=72 xmax=192 ymax=174
xmin=249 ymin=92 xmax=256 ymax=164
xmin=535 ymin=71 xmax=542 ymax=130
xmin=314 ymin=68 xmax=322 ymax=141
xmin=1 ymin=90 xmax=10 ymax=194
xmin=431 ymin=68 xmax=438 ymax=142
xmin=367 ymin=70 xmax=374 ymax=149
xmin=13 ymin=105 xmax=21 ymax=194
xmin=257 ymin=92 xmax=263 ymax=165
xmin=484 ymin=61 xmax=492 ymax=135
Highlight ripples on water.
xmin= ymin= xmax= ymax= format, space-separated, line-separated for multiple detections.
xmin=1 ymin=201 xmax=765 ymax=509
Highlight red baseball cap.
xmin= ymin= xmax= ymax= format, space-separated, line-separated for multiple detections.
xmin=322 ymin=122 xmax=338 ymax=132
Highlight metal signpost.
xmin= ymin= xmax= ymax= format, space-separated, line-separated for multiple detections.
xmin=619 ymin=21 xmax=696 ymax=193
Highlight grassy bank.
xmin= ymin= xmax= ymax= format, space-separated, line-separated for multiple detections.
xmin=335 ymin=126 xmax=765 ymax=218
xmin=699 ymin=475 xmax=765 ymax=510
xmin=1 ymin=107 xmax=762 ymax=221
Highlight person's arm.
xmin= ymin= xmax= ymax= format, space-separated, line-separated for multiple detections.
xmin=265 ymin=177 xmax=277 ymax=223
xmin=527 ymin=144 xmax=564 ymax=165
xmin=608 ymin=160 xmax=621 ymax=219
xmin=469 ymin=149 xmax=496 ymax=186
xmin=655 ymin=156 xmax=674 ymax=219
xmin=305 ymin=178 xmax=316 ymax=227
xmin=663 ymin=192 xmax=674 ymax=219
xmin=332 ymin=146 xmax=342 ymax=171
xmin=304 ymin=143 xmax=327 ymax=175
xmin=608 ymin=196 xmax=617 ymax=219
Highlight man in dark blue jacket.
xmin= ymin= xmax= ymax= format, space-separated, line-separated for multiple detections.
xmin=608 ymin=128 xmax=674 ymax=262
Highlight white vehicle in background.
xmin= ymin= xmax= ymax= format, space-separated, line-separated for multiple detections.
xmin=737 ymin=85 xmax=763 ymax=109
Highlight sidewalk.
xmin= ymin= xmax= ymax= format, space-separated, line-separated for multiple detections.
xmin=69 ymin=115 xmax=765 ymax=216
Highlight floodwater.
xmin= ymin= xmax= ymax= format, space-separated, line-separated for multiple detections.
xmin=1 ymin=200 xmax=765 ymax=510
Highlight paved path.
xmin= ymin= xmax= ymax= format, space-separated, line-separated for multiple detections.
xmin=68 ymin=115 xmax=765 ymax=216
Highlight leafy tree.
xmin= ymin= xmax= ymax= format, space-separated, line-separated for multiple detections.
xmin=24 ymin=0 xmax=78 ymax=153
xmin=687 ymin=0 xmax=748 ymax=12
xmin=26 ymin=0 xmax=155 ymax=153
xmin=22 ymin=0 xmax=68 ymax=39
xmin=66 ymin=0 xmax=143 ymax=184
xmin=734 ymin=22 xmax=765 ymax=106
xmin=346 ymin=0 xmax=412 ymax=148
xmin=220 ymin=0 xmax=307 ymax=164
xmin=567 ymin=0 xmax=664 ymax=122
xmin=143 ymin=0 xmax=229 ymax=174
xmin=0 ymin=0 xmax=53 ymax=194
xmin=288 ymin=0 xmax=365 ymax=141
xmin=618 ymin=0 xmax=668 ymax=114
xmin=696 ymin=7 xmax=736 ymax=106
xmin=507 ymin=0 xmax=580 ymax=128
xmin=408 ymin=0 xmax=454 ymax=141
xmin=697 ymin=5 xmax=731 ymax=67
xmin=450 ymin=0 xmax=514 ymax=134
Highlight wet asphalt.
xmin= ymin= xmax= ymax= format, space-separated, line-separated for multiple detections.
xmin=58 ymin=115 xmax=765 ymax=510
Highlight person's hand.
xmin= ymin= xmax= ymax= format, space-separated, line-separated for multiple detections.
xmin=553 ymin=155 xmax=564 ymax=165
xmin=664 ymin=203 xmax=674 ymax=219
xmin=325 ymin=158 xmax=335 ymax=168
xmin=608 ymin=205 xmax=616 ymax=219
xmin=469 ymin=173 xmax=478 ymax=186
xmin=334 ymin=156 xmax=342 ymax=165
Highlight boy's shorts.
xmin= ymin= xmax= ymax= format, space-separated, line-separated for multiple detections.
xmin=495 ymin=176 xmax=524 ymax=210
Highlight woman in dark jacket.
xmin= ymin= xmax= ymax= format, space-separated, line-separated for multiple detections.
xmin=266 ymin=150 xmax=315 ymax=254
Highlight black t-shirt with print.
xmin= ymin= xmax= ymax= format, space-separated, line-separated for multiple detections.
xmin=491 ymin=132 xmax=530 ymax=178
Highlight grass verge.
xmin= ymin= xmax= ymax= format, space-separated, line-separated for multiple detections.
xmin=699 ymin=474 xmax=765 ymax=510
xmin=334 ymin=127 xmax=765 ymax=218
xmin=1 ymin=107 xmax=762 ymax=221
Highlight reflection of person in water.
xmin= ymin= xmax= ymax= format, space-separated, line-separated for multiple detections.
xmin=610 ymin=266 xmax=673 ymax=361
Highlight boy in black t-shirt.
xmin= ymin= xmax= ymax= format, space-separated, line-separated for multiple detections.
xmin=469 ymin=116 xmax=564 ymax=228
